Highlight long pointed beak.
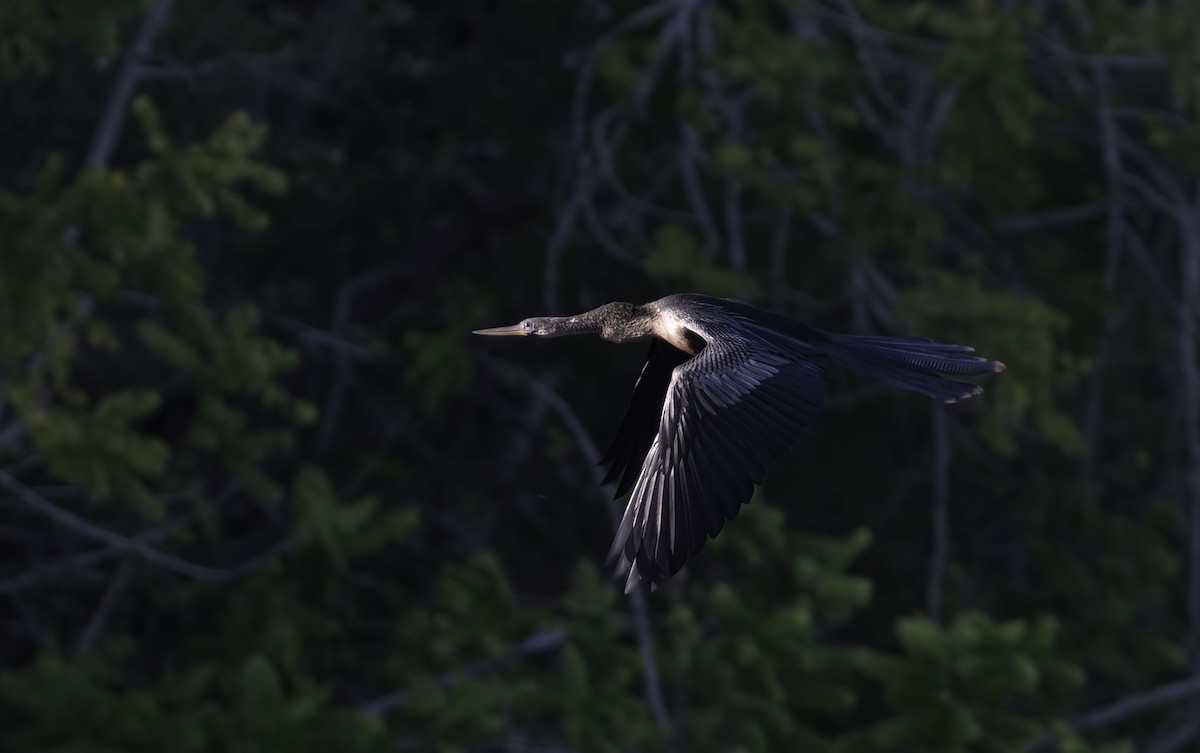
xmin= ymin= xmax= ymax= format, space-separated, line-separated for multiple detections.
xmin=472 ymin=323 xmax=527 ymax=336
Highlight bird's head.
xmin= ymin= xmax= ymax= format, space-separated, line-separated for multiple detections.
xmin=472 ymin=317 xmax=557 ymax=337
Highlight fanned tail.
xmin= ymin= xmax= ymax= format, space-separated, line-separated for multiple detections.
xmin=823 ymin=333 xmax=1004 ymax=403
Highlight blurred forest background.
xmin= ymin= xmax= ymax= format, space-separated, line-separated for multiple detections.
xmin=3 ymin=0 xmax=1200 ymax=751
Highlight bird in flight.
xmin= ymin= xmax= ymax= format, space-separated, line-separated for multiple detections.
xmin=475 ymin=294 xmax=1003 ymax=593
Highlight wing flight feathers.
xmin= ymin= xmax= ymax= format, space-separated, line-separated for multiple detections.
xmin=608 ymin=336 xmax=828 ymax=593
xmin=599 ymin=340 xmax=690 ymax=495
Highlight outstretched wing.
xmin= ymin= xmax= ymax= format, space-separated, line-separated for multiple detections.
xmin=599 ymin=340 xmax=692 ymax=498
xmin=608 ymin=335 xmax=828 ymax=593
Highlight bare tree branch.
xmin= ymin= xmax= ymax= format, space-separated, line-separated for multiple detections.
xmin=724 ymin=175 xmax=746 ymax=271
xmin=582 ymin=200 xmax=647 ymax=267
xmin=313 ymin=261 xmax=408 ymax=455
xmin=500 ymin=735 xmax=587 ymax=753
xmin=0 ymin=484 xmax=241 ymax=595
xmin=768 ymin=204 xmax=792 ymax=310
xmin=1023 ymin=673 xmax=1200 ymax=751
xmin=1125 ymin=231 xmax=1183 ymax=316
xmin=1079 ymin=300 xmax=1129 ymax=495
xmin=138 ymin=51 xmax=329 ymax=102
xmin=86 ymin=0 xmax=177 ymax=169
xmin=1167 ymin=190 xmax=1200 ymax=753
xmin=994 ymin=201 xmax=1106 ymax=236
xmin=543 ymin=173 xmax=591 ymax=314
xmin=549 ymin=0 xmax=684 ymax=312
xmin=1091 ymin=58 xmax=1124 ymax=290
xmin=927 ymin=403 xmax=950 ymax=623
xmin=359 ymin=628 xmax=567 ymax=716
xmin=630 ymin=0 xmax=694 ymax=112
xmin=678 ymin=124 xmax=721 ymax=257
xmin=481 ymin=357 xmax=675 ymax=746
xmin=828 ymin=0 xmax=908 ymax=120
xmin=0 ymin=469 xmax=295 ymax=583
xmin=1149 ymin=717 xmax=1200 ymax=753
xmin=75 ymin=557 xmax=134 ymax=655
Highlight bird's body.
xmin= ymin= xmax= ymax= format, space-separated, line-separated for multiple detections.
xmin=475 ymin=294 xmax=1003 ymax=593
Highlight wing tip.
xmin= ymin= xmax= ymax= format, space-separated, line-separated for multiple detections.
xmin=944 ymin=384 xmax=984 ymax=404
xmin=622 ymin=565 xmax=641 ymax=594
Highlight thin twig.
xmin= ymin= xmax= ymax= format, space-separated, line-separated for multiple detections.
xmin=359 ymin=629 xmax=567 ymax=716
xmin=75 ymin=558 xmax=134 ymax=654
xmin=1125 ymin=231 xmax=1183 ymax=316
xmin=994 ymin=201 xmax=1106 ymax=236
xmin=1092 ymin=58 xmax=1124 ymax=290
xmin=1023 ymin=674 xmax=1200 ymax=751
xmin=481 ymin=356 xmax=675 ymax=745
xmin=0 ymin=483 xmax=241 ymax=594
xmin=631 ymin=0 xmax=693 ymax=112
xmin=86 ymin=0 xmax=177 ymax=168
xmin=927 ymin=404 xmax=950 ymax=623
xmin=313 ymin=261 xmax=408 ymax=455
xmin=1079 ymin=300 xmax=1129 ymax=495
xmin=724 ymin=175 xmax=746 ymax=271
xmin=0 ymin=468 xmax=295 ymax=582
xmin=678 ymin=124 xmax=721 ymax=256
xmin=1170 ymin=193 xmax=1200 ymax=753
xmin=768 ymin=204 xmax=792 ymax=310
xmin=543 ymin=173 xmax=591 ymax=314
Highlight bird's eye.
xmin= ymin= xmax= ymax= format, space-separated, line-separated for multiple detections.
xmin=523 ymin=320 xmax=534 ymax=332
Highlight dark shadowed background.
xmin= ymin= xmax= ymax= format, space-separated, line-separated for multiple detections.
xmin=1 ymin=1 xmax=1195 ymax=752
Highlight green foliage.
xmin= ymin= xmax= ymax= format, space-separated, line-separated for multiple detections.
xmin=401 ymin=326 xmax=473 ymax=410
xmin=1 ymin=1 xmax=1193 ymax=752
xmin=668 ymin=503 xmax=872 ymax=752
xmin=525 ymin=563 xmax=662 ymax=752
xmin=0 ymin=652 xmax=387 ymax=753
xmin=13 ymin=385 xmax=169 ymax=511
xmin=648 ymin=224 xmax=759 ymax=296
xmin=390 ymin=553 xmax=530 ymax=751
xmin=844 ymin=614 xmax=1084 ymax=753
xmin=896 ymin=269 xmax=1083 ymax=456
xmin=0 ymin=0 xmax=140 ymax=79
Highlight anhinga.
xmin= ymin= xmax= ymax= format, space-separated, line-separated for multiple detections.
xmin=475 ymin=294 xmax=1003 ymax=593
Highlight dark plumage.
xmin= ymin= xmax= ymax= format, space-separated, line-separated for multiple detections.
xmin=475 ymin=294 xmax=1004 ymax=593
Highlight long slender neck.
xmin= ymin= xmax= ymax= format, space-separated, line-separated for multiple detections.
xmin=539 ymin=314 xmax=602 ymax=336
xmin=591 ymin=302 xmax=654 ymax=343
xmin=541 ymin=302 xmax=653 ymax=343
